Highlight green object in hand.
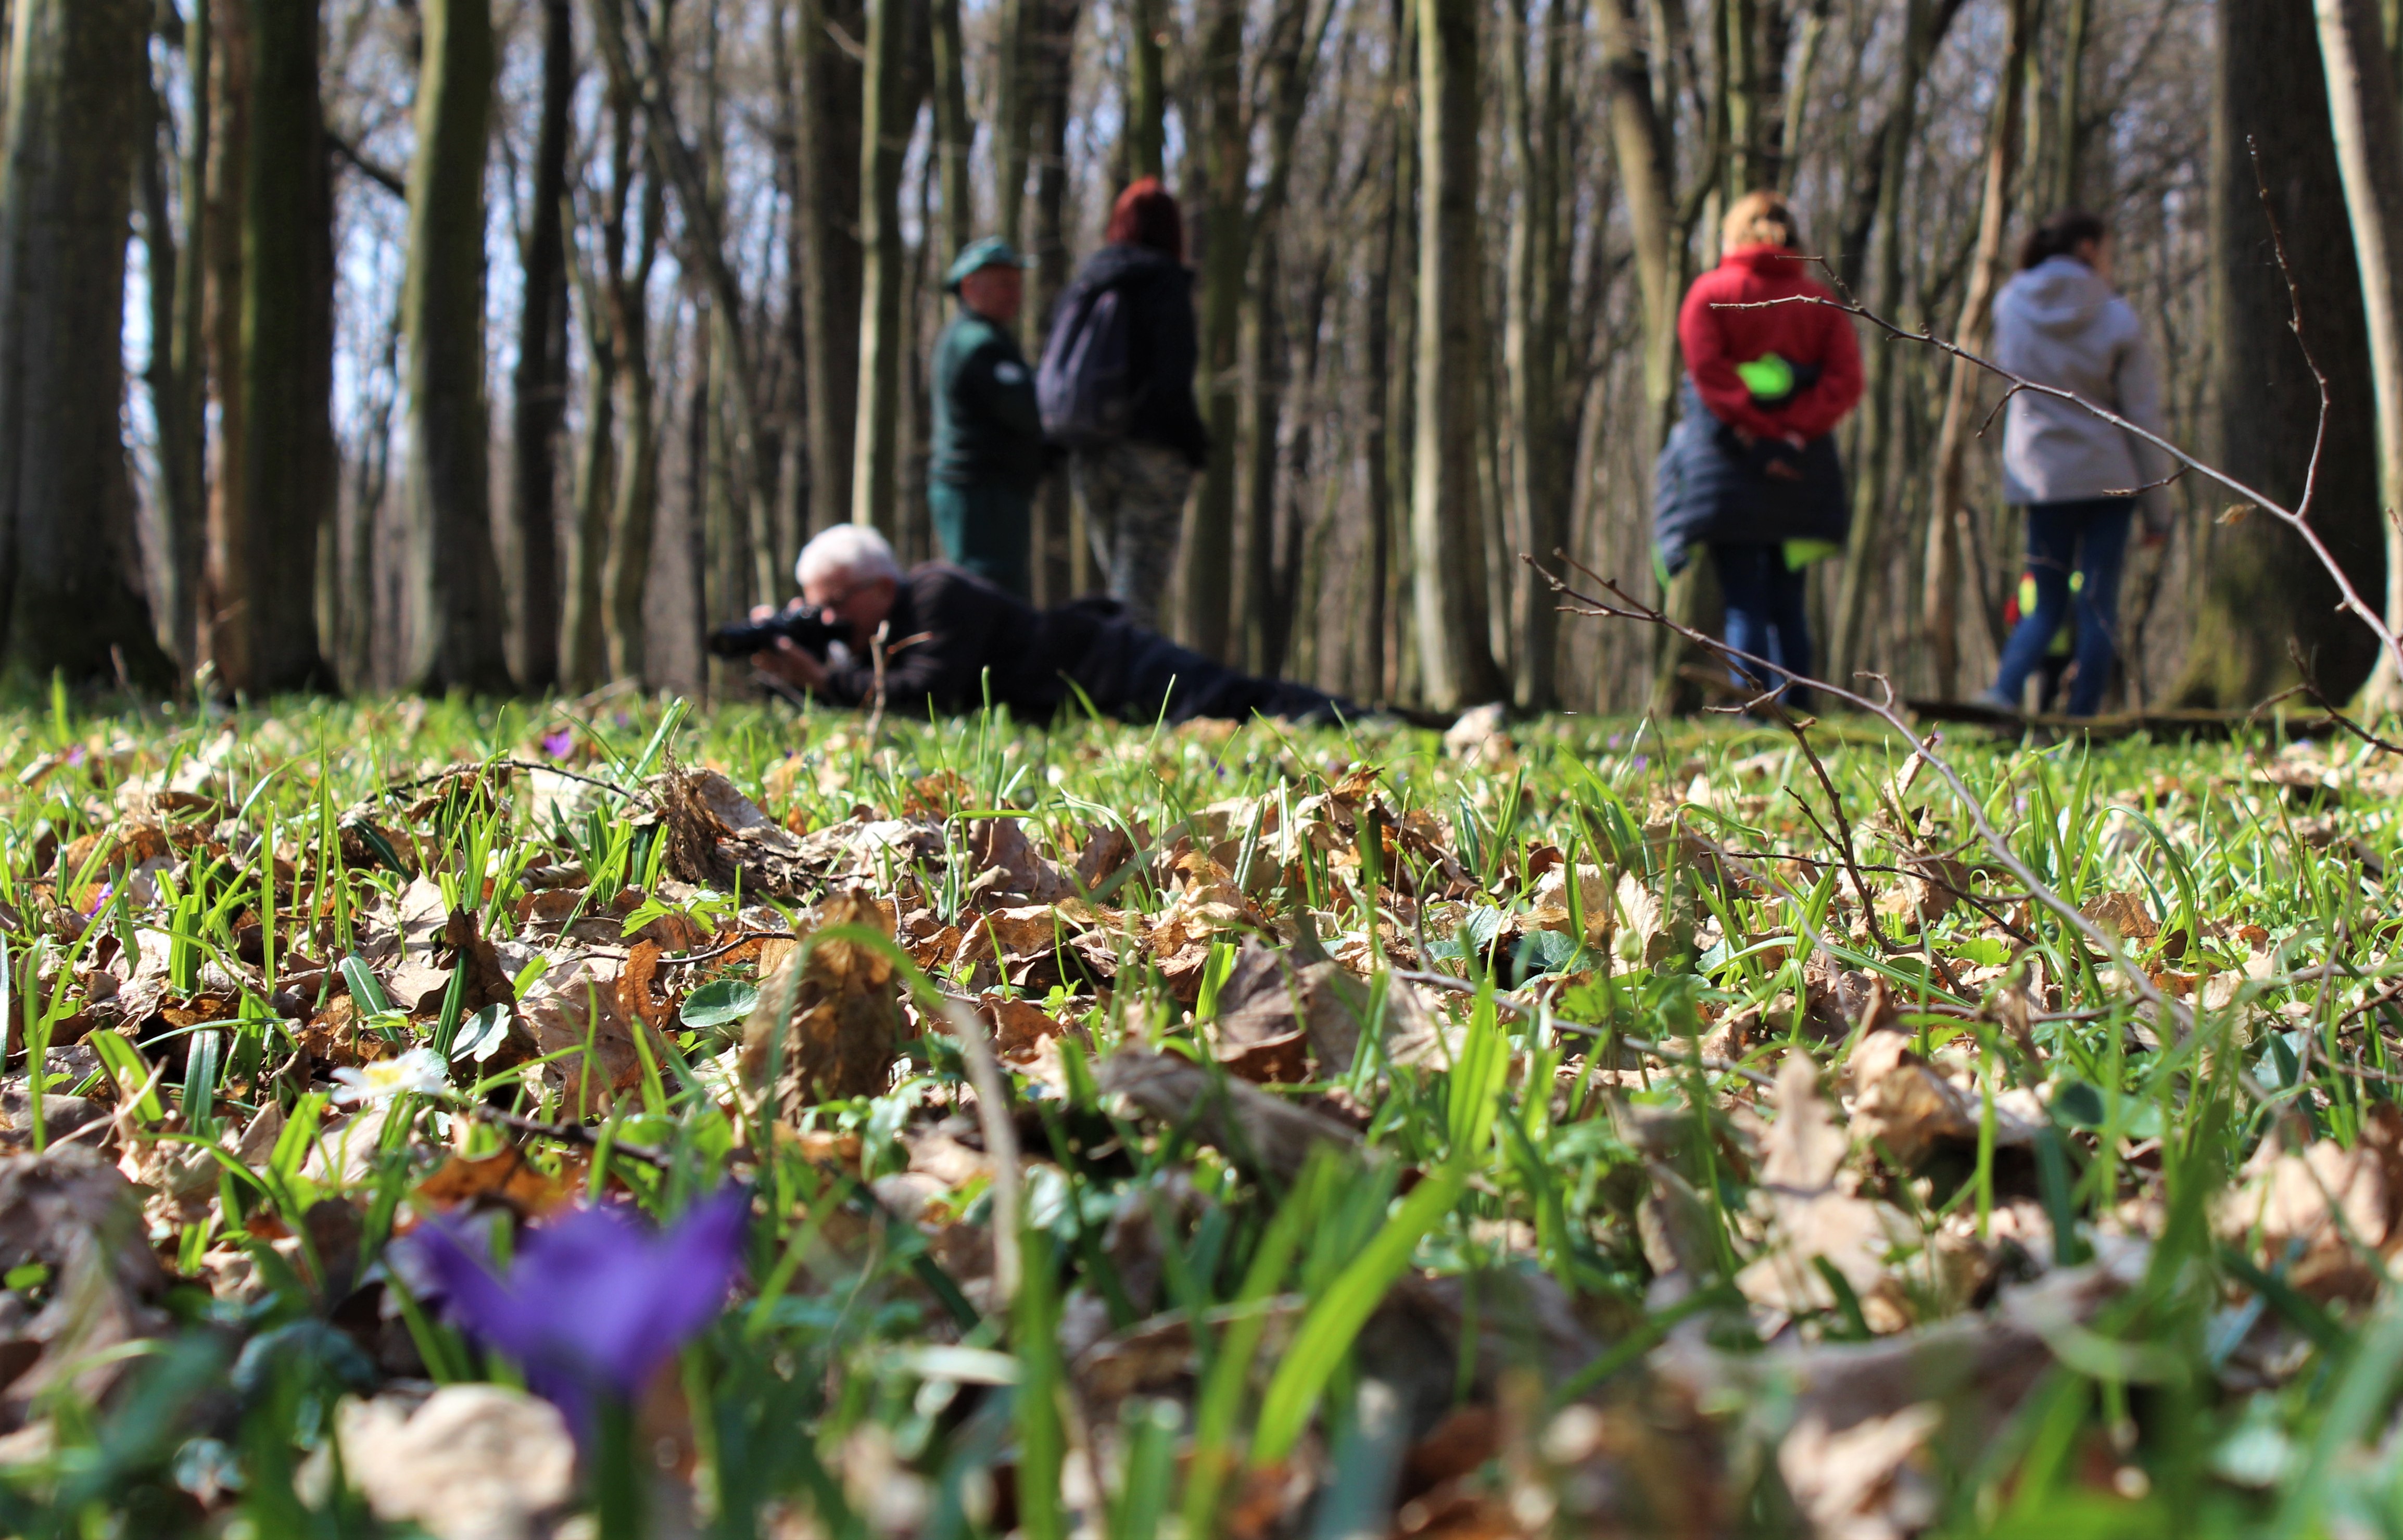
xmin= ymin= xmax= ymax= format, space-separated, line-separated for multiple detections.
xmin=1783 ymin=539 xmax=1839 ymax=571
xmin=1736 ymin=352 xmax=1795 ymax=400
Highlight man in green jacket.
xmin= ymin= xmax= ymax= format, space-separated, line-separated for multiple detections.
xmin=929 ymin=237 xmax=1045 ymax=598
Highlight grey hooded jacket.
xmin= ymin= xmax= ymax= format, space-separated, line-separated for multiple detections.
xmin=1993 ymin=255 xmax=2170 ymax=533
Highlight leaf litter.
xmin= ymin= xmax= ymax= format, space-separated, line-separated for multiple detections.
xmin=0 ymin=698 xmax=2394 ymax=1533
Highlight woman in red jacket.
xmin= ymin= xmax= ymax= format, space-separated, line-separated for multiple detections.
xmin=1654 ymin=192 xmax=1864 ymax=709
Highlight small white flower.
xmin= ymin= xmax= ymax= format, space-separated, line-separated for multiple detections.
xmin=331 ymin=1047 xmax=449 ymax=1105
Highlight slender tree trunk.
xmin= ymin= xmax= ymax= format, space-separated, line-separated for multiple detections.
xmin=850 ymin=0 xmax=918 ymax=533
xmin=1385 ymin=0 xmax=1419 ymax=696
xmin=2053 ymin=0 xmax=2089 ymax=208
xmin=201 ymin=0 xmax=246 ymax=685
xmin=1505 ymin=0 xmax=1574 ymax=709
xmin=1358 ymin=87 xmax=1400 ymax=701
xmin=402 ymin=0 xmax=511 ymax=692
xmin=163 ymin=0 xmax=208 ymax=674
xmin=1595 ymin=0 xmax=1677 ymax=450
xmin=994 ymin=0 xmax=1029 ymax=247
xmin=789 ymin=0 xmax=862 ymax=533
xmin=1777 ymin=0 xmax=1828 ymax=195
xmin=1830 ymin=0 xmax=1942 ymax=680
xmin=137 ymin=40 xmax=185 ymax=666
xmin=1239 ymin=234 xmax=1287 ymax=670
xmin=930 ymin=0 xmax=972 ymax=256
xmin=2317 ymin=0 xmax=2403 ymax=707
xmin=1029 ymin=0 xmax=1080 ymax=599
xmin=0 ymin=0 xmax=173 ymax=686
xmin=219 ymin=0 xmax=333 ymax=693
xmin=564 ymin=94 xmax=633 ymax=689
xmin=511 ymin=0 xmax=574 ymax=690
xmin=1918 ymin=0 xmax=2027 ymax=699
xmin=1126 ymin=0 xmax=1166 ymax=182
xmin=1410 ymin=0 xmax=1502 ymax=708
xmin=603 ymin=166 xmax=664 ymax=681
xmin=1186 ymin=0 xmax=1247 ymax=658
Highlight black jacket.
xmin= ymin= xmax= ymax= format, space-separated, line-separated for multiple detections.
xmin=1652 ymin=376 xmax=1850 ymax=574
xmin=1052 ymin=244 xmax=1210 ymax=466
xmin=817 ymin=564 xmax=1107 ymax=718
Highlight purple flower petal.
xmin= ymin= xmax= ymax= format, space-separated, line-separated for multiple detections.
xmin=398 ymin=1189 xmax=749 ymax=1444
xmin=541 ymin=727 xmax=574 ymax=759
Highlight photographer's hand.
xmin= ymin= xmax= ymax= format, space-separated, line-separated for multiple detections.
xmin=752 ymin=636 xmax=827 ymax=693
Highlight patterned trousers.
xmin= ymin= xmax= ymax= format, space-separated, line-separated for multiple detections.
xmin=1070 ymin=439 xmax=1194 ymax=631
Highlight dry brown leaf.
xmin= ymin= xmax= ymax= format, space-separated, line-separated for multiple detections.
xmin=2221 ymin=1102 xmax=2403 ymax=1301
xmin=740 ymin=890 xmax=905 ymax=1116
xmin=654 ymin=764 xmax=816 ymax=899
xmin=336 ymin=1385 xmax=577 ymax=1540
xmin=1737 ymin=1057 xmax=1916 ymax=1329
xmin=412 ymin=1146 xmax=574 ymax=1218
xmin=1096 ymin=1050 xmax=1361 ymax=1180
xmin=2080 ymin=890 xmax=2159 ymax=946
xmin=0 ymin=1145 xmax=167 ymax=1419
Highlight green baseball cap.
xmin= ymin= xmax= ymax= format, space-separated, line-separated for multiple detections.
xmin=945 ymin=235 xmax=1035 ymax=291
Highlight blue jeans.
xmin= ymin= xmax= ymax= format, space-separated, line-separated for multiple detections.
xmin=1711 ymin=543 xmax=1813 ymax=710
xmin=1991 ymin=497 xmax=2133 ymax=717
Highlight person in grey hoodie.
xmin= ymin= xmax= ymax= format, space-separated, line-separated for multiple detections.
xmin=1979 ymin=210 xmax=2170 ymax=716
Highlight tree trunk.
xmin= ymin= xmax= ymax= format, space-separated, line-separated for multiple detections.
xmin=790 ymin=0 xmax=862 ymax=534
xmin=930 ymin=0 xmax=972 ymax=256
xmin=216 ymin=0 xmax=333 ymax=694
xmin=1028 ymin=0 xmax=1080 ymax=599
xmin=0 ymin=0 xmax=172 ymax=687
xmin=603 ymin=147 xmax=665 ymax=681
xmin=401 ymin=0 xmax=510 ymax=692
xmin=1595 ymin=0 xmax=1678 ymax=451
xmin=1409 ymin=0 xmax=1502 ymax=709
xmin=2053 ymin=0 xmax=2089 ymax=208
xmin=511 ymin=0 xmax=574 ymax=690
xmin=1504 ymin=0 xmax=1575 ymax=709
xmin=166 ymin=0 xmax=208 ymax=675
xmin=1920 ymin=0 xmax=2028 ymax=700
xmin=2173 ymin=0 xmax=2386 ymax=706
xmin=1829 ymin=0 xmax=1947 ymax=680
xmin=136 ymin=35 xmax=185 ymax=667
xmin=994 ymin=0 xmax=1030 ymax=247
xmin=200 ymin=0 xmax=246 ymax=686
xmin=563 ymin=90 xmax=633 ymax=689
xmin=2317 ymin=0 xmax=2403 ymax=706
xmin=849 ymin=0 xmax=919 ymax=534
xmin=1358 ymin=55 xmax=1402 ymax=702
xmin=1125 ymin=0 xmax=1166 ymax=182
xmin=1186 ymin=0 xmax=1246 ymax=658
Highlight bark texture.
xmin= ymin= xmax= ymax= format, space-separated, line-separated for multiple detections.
xmin=401 ymin=0 xmax=512 ymax=692
xmin=1409 ymin=0 xmax=1502 ymax=708
xmin=2172 ymin=0 xmax=2385 ymax=706
xmin=0 ymin=0 xmax=173 ymax=688
xmin=511 ymin=0 xmax=574 ymax=689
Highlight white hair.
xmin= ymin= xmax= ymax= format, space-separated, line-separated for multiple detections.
xmin=795 ymin=523 xmax=900 ymax=590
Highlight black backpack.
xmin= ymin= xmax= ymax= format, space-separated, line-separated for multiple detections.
xmin=1037 ymin=277 xmax=1136 ymax=447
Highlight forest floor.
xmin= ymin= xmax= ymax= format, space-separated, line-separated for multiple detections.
xmin=0 ymin=690 xmax=2396 ymax=1537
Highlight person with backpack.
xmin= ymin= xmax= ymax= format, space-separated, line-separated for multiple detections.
xmin=1652 ymin=192 xmax=1863 ymax=711
xmin=1039 ymin=179 xmax=1209 ymax=629
xmin=1978 ymin=210 xmax=2170 ymax=717
xmin=929 ymin=236 xmax=1045 ymax=598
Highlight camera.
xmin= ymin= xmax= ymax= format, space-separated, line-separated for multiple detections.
xmin=705 ymin=608 xmax=842 ymax=659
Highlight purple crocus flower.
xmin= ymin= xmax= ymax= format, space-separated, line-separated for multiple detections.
xmin=81 ymin=881 xmax=113 ymax=915
xmin=540 ymin=726 xmax=575 ymax=759
xmin=404 ymin=1190 xmax=749 ymax=1443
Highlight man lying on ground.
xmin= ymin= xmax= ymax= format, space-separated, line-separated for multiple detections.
xmin=731 ymin=523 xmax=1355 ymax=726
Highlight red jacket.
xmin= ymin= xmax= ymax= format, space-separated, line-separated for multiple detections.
xmin=1677 ymin=245 xmax=1865 ymax=442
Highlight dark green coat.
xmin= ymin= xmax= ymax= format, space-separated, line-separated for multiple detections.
xmin=930 ymin=311 xmax=1045 ymax=494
